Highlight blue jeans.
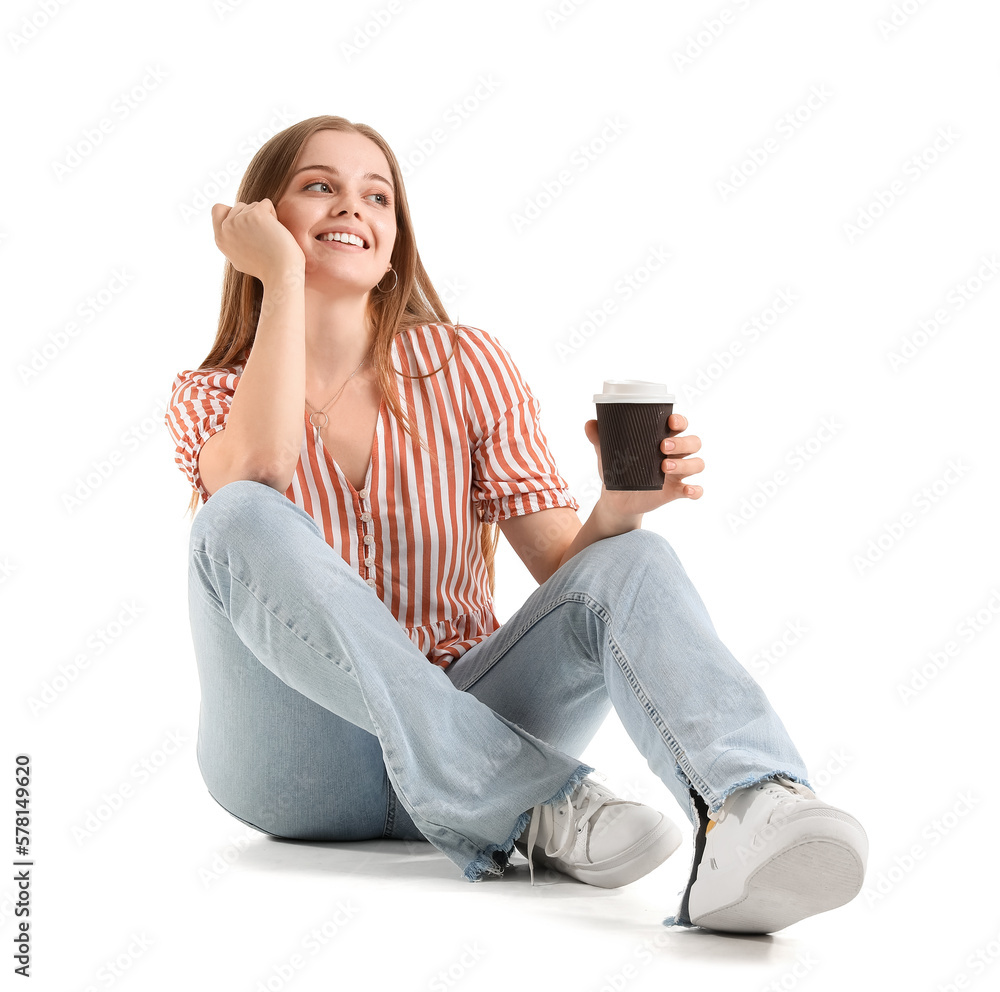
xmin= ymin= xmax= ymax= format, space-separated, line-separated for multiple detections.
xmin=187 ymin=480 xmax=810 ymax=925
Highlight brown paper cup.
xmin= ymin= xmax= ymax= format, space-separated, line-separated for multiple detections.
xmin=593 ymin=380 xmax=677 ymax=491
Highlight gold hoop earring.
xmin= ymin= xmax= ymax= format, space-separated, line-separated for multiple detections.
xmin=376 ymin=266 xmax=398 ymax=293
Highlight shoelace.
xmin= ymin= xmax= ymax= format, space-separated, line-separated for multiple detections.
xmin=764 ymin=775 xmax=815 ymax=804
xmin=522 ymin=776 xmax=614 ymax=886
xmin=715 ymin=774 xmax=816 ymax=824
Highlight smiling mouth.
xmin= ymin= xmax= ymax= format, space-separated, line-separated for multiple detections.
xmin=316 ymin=232 xmax=369 ymax=249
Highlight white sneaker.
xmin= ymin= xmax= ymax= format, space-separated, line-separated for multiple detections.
xmin=514 ymin=774 xmax=682 ymax=888
xmin=687 ymin=776 xmax=868 ymax=933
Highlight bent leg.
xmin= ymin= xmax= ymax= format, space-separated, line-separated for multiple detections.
xmin=444 ymin=527 xmax=810 ymax=915
xmin=448 ymin=527 xmax=808 ymax=816
xmin=188 ymin=480 xmax=594 ymax=881
xmin=190 ymin=574 xmax=424 ymax=842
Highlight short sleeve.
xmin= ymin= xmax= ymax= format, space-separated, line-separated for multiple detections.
xmin=457 ymin=325 xmax=580 ymax=525
xmin=163 ymin=365 xmax=240 ymax=503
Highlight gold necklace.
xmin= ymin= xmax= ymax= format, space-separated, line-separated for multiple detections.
xmin=304 ymin=344 xmax=375 ymax=442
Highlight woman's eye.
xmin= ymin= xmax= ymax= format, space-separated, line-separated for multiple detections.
xmin=302 ymin=182 xmax=389 ymax=206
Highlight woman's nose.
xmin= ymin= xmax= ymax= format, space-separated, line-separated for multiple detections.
xmin=330 ymin=191 xmax=363 ymax=215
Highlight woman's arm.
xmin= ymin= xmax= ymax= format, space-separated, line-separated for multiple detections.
xmin=498 ymin=503 xmax=640 ymax=586
xmin=198 ymin=201 xmax=307 ymax=497
xmin=198 ymin=269 xmax=307 ymax=497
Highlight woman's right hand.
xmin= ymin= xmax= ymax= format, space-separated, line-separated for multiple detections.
xmin=211 ymin=198 xmax=305 ymax=285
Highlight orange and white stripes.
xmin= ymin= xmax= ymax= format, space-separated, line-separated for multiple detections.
xmin=164 ymin=323 xmax=579 ymax=668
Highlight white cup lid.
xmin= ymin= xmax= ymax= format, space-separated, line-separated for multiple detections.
xmin=593 ymin=379 xmax=675 ymax=404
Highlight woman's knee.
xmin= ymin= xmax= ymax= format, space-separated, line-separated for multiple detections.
xmin=191 ymin=479 xmax=276 ymax=540
xmin=572 ymin=527 xmax=682 ymax=585
xmin=189 ymin=479 xmax=315 ymax=559
xmin=610 ymin=526 xmax=677 ymax=558
xmin=190 ymin=480 xmax=261 ymax=548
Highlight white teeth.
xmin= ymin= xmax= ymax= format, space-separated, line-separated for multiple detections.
xmin=319 ymin=232 xmax=365 ymax=247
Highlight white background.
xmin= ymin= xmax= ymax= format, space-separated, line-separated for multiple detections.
xmin=3 ymin=0 xmax=998 ymax=989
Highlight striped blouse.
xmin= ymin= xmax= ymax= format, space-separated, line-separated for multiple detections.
xmin=164 ymin=322 xmax=580 ymax=668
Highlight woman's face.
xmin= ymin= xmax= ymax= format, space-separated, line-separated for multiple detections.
xmin=275 ymin=129 xmax=398 ymax=295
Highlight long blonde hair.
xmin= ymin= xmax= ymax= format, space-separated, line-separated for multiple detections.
xmin=183 ymin=115 xmax=501 ymax=595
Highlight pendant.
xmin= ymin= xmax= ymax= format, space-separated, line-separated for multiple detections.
xmin=309 ymin=411 xmax=329 ymax=429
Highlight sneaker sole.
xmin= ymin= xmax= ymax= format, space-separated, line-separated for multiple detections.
xmin=519 ymin=815 xmax=683 ymax=888
xmin=689 ymin=837 xmax=865 ymax=933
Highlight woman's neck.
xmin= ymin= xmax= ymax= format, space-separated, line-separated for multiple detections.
xmin=302 ymin=287 xmax=376 ymax=385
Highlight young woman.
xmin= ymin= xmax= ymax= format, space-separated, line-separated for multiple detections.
xmin=164 ymin=115 xmax=868 ymax=934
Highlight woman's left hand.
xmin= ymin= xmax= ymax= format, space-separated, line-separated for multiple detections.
xmin=584 ymin=413 xmax=704 ymax=519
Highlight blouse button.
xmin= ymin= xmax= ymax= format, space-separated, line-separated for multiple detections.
xmin=364 ymin=556 xmax=374 ymax=566
xmin=363 ymin=535 xmax=374 ymax=546
xmin=361 ymin=512 xmax=372 ymax=523
xmin=365 ymin=577 xmax=376 ymax=588
xmin=359 ymin=487 xmax=370 ymax=499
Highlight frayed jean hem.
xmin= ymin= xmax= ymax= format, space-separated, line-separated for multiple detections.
xmin=462 ymin=761 xmax=595 ymax=882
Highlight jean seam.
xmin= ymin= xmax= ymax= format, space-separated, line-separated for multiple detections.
xmin=451 ymin=585 xmax=718 ymax=804
xmin=605 ymin=631 xmax=718 ymax=808
xmin=453 ymin=585 xmax=722 ymax=813
xmin=450 ymin=591 xmax=602 ymax=693
xmin=382 ymin=769 xmax=397 ymax=838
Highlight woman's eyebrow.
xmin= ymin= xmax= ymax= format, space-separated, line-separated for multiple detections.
xmin=291 ymin=164 xmax=394 ymax=191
